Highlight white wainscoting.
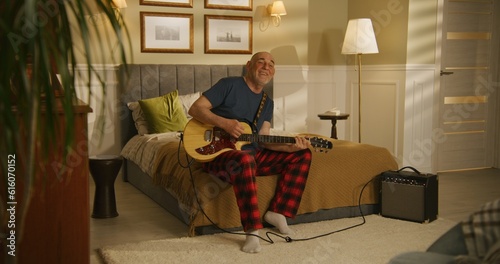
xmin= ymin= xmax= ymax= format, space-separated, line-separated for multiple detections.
xmin=346 ymin=65 xmax=406 ymax=167
xmin=355 ymin=79 xmax=400 ymax=155
xmin=403 ymin=64 xmax=438 ymax=173
xmin=275 ymin=64 xmax=437 ymax=172
xmin=272 ymin=65 xmax=348 ymax=138
xmin=75 ymin=64 xmax=121 ymax=157
xmin=76 ymin=64 xmax=437 ymax=172
xmin=275 ymin=65 xmax=406 ymax=163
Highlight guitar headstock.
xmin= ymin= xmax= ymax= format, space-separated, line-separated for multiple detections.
xmin=309 ymin=137 xmax=333 ymax=152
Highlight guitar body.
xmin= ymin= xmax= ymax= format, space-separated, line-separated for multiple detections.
xmin=183 ymin=119 xmax=333 ymax=162
xmin=183 ymin=119 xmax=254 ymax=162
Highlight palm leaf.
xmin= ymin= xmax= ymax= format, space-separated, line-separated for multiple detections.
xmin=0 ymin=0 xmax=131 ymax=249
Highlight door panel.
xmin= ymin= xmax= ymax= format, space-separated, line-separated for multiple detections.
xmin=437 ymin=0 xmax=497 ymax=171
xmin=443 ymin=70 xmax=490 ymax=95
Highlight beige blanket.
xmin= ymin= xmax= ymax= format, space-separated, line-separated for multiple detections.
xmin=122 ymin=136 xmax=398 ymax=234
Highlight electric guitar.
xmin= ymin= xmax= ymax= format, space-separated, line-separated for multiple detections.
xmin=182 ymin=119 xmax=333 ymax=162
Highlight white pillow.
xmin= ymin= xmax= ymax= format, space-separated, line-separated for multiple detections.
xmin=178 ymin=92 xmax=201 ymax=119
xmin=127 ymin=101 xmax=149 ymax=135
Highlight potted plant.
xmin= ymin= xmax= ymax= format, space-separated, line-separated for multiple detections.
xmin=0 ymin=0 xmax=130 ymax=263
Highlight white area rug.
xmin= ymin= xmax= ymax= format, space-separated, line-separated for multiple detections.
xmin=99 ymin=215 xmax=457 ymax=264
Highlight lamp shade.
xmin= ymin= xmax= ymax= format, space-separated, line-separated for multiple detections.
xmin=112 ymin=0 xmax=128 ymax=9
xmin=270 ymin=1 xmax=287 ymax=16
xmin=341 ymin=18 xmax=379 ymax=54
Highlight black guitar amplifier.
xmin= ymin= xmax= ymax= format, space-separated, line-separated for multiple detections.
xmin=380 ymin=166 xmax=438 ymax=223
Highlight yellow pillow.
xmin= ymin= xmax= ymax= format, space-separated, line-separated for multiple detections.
xmin=138 ymin=90 xmax=188 ymax=133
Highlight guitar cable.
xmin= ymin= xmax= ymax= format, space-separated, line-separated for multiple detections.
xmin=176 ymin=132 xmax=378 ymax=244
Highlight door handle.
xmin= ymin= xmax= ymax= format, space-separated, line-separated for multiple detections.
xmin=440 ymin=70 xmax=454 ymax=76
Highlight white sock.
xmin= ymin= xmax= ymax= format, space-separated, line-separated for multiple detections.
xmin=242 ymin=229 xmax=261 ymax=253
xmin=264 ymin=211 xmax=294 ymax=235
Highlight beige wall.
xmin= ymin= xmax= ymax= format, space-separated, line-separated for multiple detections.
xmin=406 ymin=0 xmax=438 ymax=65
xmin=80 ymin=0 xmax=438 ymax=67
xmin=79 ymin=1 xmax=358 ymax=66
xmin=345 ymin=0 xmax=438 ymax=65
xmin=78 ymin=0 xmax=444 ymax=67
xmin=307 ymin=1 xmax=348 ymax=65
xmin=347 ymin=0 xmax=409 ymax=65
xmin=107 ymin=0 xmax=313 ymax=65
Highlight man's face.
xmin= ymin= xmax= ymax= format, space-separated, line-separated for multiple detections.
xmin=247 ymin=52 xmax=275 ymax=87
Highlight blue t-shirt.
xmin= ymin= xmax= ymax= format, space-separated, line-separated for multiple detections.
xmin=203 ymin=77 xmax=273 ymax=133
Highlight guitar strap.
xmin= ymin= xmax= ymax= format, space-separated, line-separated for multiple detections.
xmin=252 ymin=92 xmax=267 ymax=133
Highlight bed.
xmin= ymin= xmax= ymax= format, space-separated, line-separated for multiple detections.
xmin=118 ymin=64 xmax=398 ymax=236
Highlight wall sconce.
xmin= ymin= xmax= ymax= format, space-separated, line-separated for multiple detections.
xmin=112 ymin=0 xmax=127 ymax=22
xmin=341 ymin=18 xmax=379 ymax=143
xmin=268 ymin=1 xmax=287 ymax=27
xmin=87 ymin=0 xmax=127 ymax=25
xmin=112 ymin=0 xmax=128 ymax=9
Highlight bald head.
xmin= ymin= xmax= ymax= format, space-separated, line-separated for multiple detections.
xmin=244 ymin=52 xmax=275 ymax=91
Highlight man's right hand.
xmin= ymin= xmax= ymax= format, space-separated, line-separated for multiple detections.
xmin=223 ymin=119 xmax=246 ymax=139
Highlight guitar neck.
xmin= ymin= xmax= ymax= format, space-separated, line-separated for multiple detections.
xmin=238 ymin=134 xmax=295 ymax=144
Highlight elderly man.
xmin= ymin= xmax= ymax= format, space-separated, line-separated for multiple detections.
xmin=188 ymin=51 xmax=312 ymax=253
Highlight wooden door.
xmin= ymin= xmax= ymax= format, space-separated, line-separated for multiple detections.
xmin=437 ymin=0 xmax=499 ymax=171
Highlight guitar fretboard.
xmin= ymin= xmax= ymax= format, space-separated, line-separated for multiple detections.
xmin=238 ymin=134 xmax=295 ymax=144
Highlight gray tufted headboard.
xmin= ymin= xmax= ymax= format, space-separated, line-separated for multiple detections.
xmin=118 ymin=64 xmax=273 ymax=148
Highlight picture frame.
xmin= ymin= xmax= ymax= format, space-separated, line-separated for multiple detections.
xmin=205 ymin=0 xmax=252 ymax=11
xmin=140 ymin=12 xmax=193 ymax=53
xmin=204 ymin=15 xmax=253 ymax=54
xmin=140 ymin=0 xmax=193 ymax=8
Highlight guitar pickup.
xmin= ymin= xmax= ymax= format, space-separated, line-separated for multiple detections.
xmin=204 ymin=130 xmax=212 ymax=142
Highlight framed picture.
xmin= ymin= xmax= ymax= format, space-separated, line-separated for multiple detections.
xmin=204 ymin=15 xmax=252 ymax=54
xmin=205 ymin=0 xmax=252 ymax=11
xmin=140 ymin=12 xmax=193 ymax=53
xmin=140 ymin=0 xmax=193 ymax=8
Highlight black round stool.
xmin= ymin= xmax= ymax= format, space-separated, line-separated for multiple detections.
xmin=89 ymin=155 xmax=122 ymax=218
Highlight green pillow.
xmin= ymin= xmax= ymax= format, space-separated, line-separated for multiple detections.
xmin=138 ymin=90 xmax=188 ymax=133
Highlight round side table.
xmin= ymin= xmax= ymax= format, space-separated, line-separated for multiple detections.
xmin=89 ymin=155 xmax=122 ymax=218
xmin=317 ymin=113 xmax=350 ymax=139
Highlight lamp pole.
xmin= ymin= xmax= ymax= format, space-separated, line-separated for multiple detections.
xmin=357 ymin=53 xmax=362 ymax=143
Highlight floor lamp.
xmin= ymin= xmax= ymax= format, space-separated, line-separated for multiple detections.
xmin=341 ymin=18 xmax=379 ymax=143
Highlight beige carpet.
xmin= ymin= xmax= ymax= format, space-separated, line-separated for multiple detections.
xmin=99 ymin=215 xmax=457 ymax=264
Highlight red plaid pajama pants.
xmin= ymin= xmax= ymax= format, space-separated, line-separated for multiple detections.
xmin=202 ymin=148 xmax=312 ymax=231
